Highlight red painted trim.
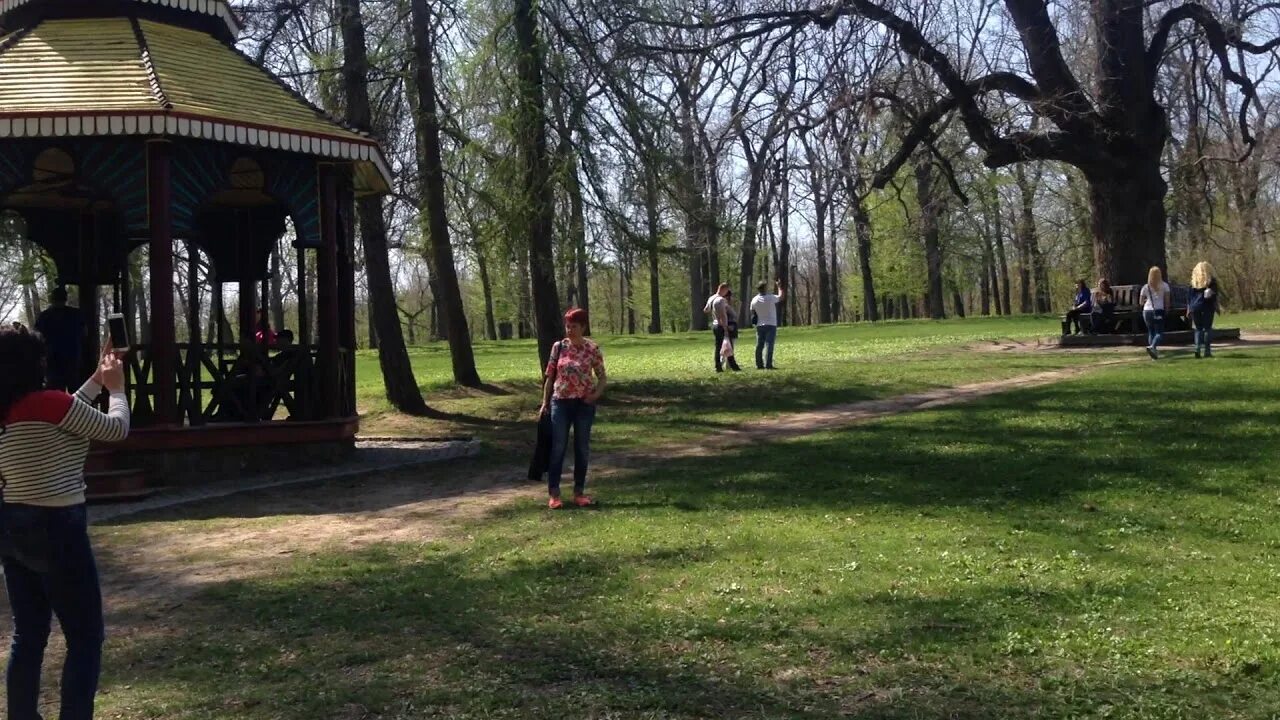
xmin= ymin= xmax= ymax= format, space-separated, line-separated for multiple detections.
xmin=0 ymin=109 xmax=379 ymax=147
xmin=100 ymin=417 xmax=358 ymax=451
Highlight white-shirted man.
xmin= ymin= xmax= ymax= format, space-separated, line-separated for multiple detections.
xmin=750 ymin=280 xmax=785 ymax=370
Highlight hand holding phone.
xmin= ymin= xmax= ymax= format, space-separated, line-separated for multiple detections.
xmin=98 ymin=352 xmax=125 ymax=393
xmin=107 ymin=313 xmax=129 ymax=354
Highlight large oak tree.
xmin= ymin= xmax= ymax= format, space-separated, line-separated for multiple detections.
xmin=664 ymin=0 xmax=1278 ymax=283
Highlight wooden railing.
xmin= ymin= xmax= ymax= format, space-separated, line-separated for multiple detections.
xmin=122 ymin=343 xmax=352 ymax=427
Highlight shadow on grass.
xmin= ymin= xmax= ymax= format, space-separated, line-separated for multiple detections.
xmin=97 ymin=542 xmax=1246 ymax=719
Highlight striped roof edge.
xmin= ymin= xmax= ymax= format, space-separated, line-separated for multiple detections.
xmin=0 ymin=0 xmax=241 ymax=37
xmin=0 ymin=17 xmax=390 ymax=194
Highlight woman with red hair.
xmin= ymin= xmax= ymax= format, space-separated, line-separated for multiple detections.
xmin=538 ymin=308 xmax=607 ymax=508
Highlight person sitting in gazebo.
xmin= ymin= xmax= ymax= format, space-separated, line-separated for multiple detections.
xmin=254 ymin=309 xmax=277 ymax=347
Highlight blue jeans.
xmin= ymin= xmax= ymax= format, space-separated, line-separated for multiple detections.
xmin=1143 ymin=309 xmax=1165 ymax=349
xmin=548 ymin=398 xmax=596 ymax=497
xmin=2 ymin=503 xmax=104 ymax=720
xmin=755 ymin=325 xmax=777 ymax=368
xmin=1192 ymin=307 xmax=1215 ymax=355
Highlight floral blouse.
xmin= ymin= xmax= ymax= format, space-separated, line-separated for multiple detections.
xmin=545 ymin=339 xmax=605 ymax=400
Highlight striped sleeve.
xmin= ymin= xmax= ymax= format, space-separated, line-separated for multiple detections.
xmin=74 ymin=378 xmax=103 ymax=406
xmin=59 ymin=390 xmax=130 ymax=442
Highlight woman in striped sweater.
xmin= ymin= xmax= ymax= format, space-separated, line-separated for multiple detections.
xmin=1 ymin=324 xmax=130 ymax=720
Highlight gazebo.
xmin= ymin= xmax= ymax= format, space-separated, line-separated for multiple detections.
xmin=0 ymin=0 xmax=391 ymax=493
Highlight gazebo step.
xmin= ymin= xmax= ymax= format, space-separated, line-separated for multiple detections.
xmin=86 ymin=468 xmax=153 ymax=502
xmin=87 ymin=488 xmax=161 ymax=503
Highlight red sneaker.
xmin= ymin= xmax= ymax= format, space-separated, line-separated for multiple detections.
xmin=548 ymin=497 xmax=563 ymax=510
xmin=572 ymin=494 xmax=594 ymax=507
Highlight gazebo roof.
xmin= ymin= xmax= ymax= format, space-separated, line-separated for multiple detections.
xmin=0 ymin=15 xmax=391 ymax=194
xmin=0 ymin=0 xmax=241 ymax=37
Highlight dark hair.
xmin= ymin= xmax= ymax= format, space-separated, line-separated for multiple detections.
xmin=276 ymin=329 xmax=295 ymax=343
xmin=757 ymin=281 xmax=767 ymax=294
xmin=50 ymin=286 xmax=67 ymax=305
xmin=564 ymin=308 xmax=589 ymax=326
xmin=1076 ymin=279 xmax=1087 ymax=288
xmin=0 ymin=325 xmax=47 ymax=422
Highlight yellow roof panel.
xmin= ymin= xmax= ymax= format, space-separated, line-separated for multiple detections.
xmin=0 ymin=17 xmax=389 ymax=193
xmin=140 ymin=20 xmax=365 ymax=142
xmin=0 ymin=18 xmax=156 ymax=112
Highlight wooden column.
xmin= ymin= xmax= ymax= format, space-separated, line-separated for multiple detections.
xmin=185 ymin=240 xmax=202 ymax=422
xmin=238 ymin=279 xmax=255 ymax=346
xmin=76 ymin=213 xmax=98 ymax=383
xmin=147 ymin=141 xmax=177 ymax=425
xmin=295 ymin=244 xmax=312 ymax=419
xmin=335 ymin=169 xmax=357 ymax=417
xmin=317 ymin=164 xmax=341 ymax=419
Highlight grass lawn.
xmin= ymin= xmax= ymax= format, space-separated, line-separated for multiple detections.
xmin=355 ymin=311 xmax=1280 ymax=451
xmin=356 ymin=315 xmax=1095 ymax=450
xmin=93 ymin=343 xmax=1280 ymax=719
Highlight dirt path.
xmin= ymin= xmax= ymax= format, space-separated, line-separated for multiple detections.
xmin=75 ymin=356 xmax=1153 ymax=629
xmin=19 ymin=341 xmax=1280 ymax=640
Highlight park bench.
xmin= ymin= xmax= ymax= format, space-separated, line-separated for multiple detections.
xmin=1064 ymin=283 xmax=1190 ymax=336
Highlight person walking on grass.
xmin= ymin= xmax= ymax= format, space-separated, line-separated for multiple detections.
xmin=705 ymin=283 xmax=741 ymax=373
xmin=750 ymin=280 xmax=785 ymax=369
xmin=539 ymin=308 xmax=607 ymax=509
xmin=0 ymin=325 xmax=130 ymax=720
xmin=1141 ymin=266 xmax=1172 ymax=360
xmin=1188 ymin=261 xmax=1220 ymax=359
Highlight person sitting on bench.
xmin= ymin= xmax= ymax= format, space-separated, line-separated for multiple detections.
xmin=1063 ymin=279 xmax=1092 ymax=335
xmin=1090 ymin=279 xmax=1116 ymax=334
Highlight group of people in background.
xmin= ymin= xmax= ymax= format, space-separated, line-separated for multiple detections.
xmin=705 ymin=280 xmax=786 ymax=372
xmin=1064 ymin=261 xmax=1220 ymax=360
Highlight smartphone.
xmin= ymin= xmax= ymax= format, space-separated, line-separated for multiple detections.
xmin=107 ymin=313 xmax=129 ymax=352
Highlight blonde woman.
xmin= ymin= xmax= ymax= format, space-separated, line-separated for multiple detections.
xmin=1187 ymin=261 xmax=1220 ymax=358
xmin=1139 ymin=266 xmax=1171 ymax=360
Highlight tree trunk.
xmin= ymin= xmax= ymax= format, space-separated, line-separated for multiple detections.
xmin=513 ymin=0 xmax=561 ymax=367
xmin=951 ymin=286 xmax=966 ymax=318
xmin=914 ymin=157 xmax=946 ymax=320
xmin=853 ymin=196 xmax=878 ymax=321
xmin=778 ymin=175 xmax=793 ymax=326
xmin=19 ymin=239 xmax=37 ymax=327
xmin=788 ymin=264 xmax=798 ymax=326
xmin=705 ymin=155 xmax=722 ymax=292
xmin=515 ymin=247 xmax=532 ymax=339
xmin=993 ymin=203 xmax=1012 ymax=316
xmin=645 ymin=168 xmax=662 ymax=334
xmin=736 ymin=178 xmax=763 ymax=320
xmin=810 ymin=182 xmax=831 ymax=324
xmin=980 ymin=237 xmax=993 ymax=316
xmin=409 ymin=0 xmax=481 ymax=387
xmin=1088 ymin=162 xmax=1169 ymax=285
xmin=131 ymin=255 xmax=150 ymax=343
xmin=475 ymin=244 xmax=499 ymax=341
xmin=829 ymin=198 xmax=841 ymax=322
xmin=337 ymin=0 xmax=427 ymax=413
xmin=801 ymin=137 xmax=832 ymax=324
xmin=570 ymin=170 xmax=590 ymax=332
